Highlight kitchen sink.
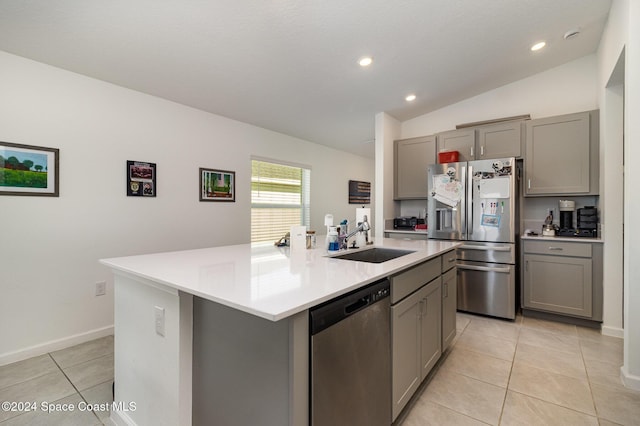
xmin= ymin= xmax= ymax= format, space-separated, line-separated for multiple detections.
xmin=329 ymin=248 xmax=415 ymax=263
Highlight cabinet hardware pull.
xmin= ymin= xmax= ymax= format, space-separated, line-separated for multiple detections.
xmin=459 ymin=245 xmax=511 ymax=252
xmin=470 ymin=146 xmax=474 ymax=157
xmin=525 ymin=260 xmax=528 ymax=272
xmin=549 ymin=247 xmax=564 ymax=251
xmin=480 ymin=146 xmax=484 ymax=156
xmin=528 ymin=179 xmax=531 ymax=189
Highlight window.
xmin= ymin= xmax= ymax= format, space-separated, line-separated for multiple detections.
xmin=251 ymin=159 xmax=310 ymax=244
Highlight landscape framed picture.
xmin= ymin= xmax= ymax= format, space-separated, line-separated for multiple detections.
xmin=200 ymin=168 xmax=235 ymax=202
xmin=127 ymin=160 xmax=156 ymax=197
xmin=0 ymin=141 xmax=59 ymax=196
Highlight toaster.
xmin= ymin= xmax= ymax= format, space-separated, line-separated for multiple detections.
xmin=394 ymin=217 xmax=420 ymax=229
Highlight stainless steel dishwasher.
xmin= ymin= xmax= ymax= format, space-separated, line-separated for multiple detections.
xmin=310 ymin=278 xmax=391 ymax=426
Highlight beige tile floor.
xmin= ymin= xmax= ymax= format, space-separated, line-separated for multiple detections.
xmin=0 ymin=336 xmax=113 ymax=425
xmin=399 ymin=313 xmax=640 ymax=426
xmin=1 ymin=314 xmax=638 ymax=426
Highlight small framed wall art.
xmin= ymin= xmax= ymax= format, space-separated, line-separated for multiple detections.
xmin=200 ymin=168 xmax=235 ymax=202
xmin=348 ymin=180 xmax=371 ymax=204
xmin=127 ymin=160 xmax=156 ymax=197
xmin=0 ymin=141 xmax=59 ymax=197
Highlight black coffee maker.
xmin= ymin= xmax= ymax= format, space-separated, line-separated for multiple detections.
xmin=557 ymin=200 xmax=576 ymax=236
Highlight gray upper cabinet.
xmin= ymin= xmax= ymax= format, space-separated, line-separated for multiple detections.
xmin=477 ymin=121 xmax=523 ymax=159
xmin=394 ymin=135 xmax=436 ymax=199
xmin=524 ymin=111 xmax=599 ymax=196
xmin=436 ymin=129 xmax=475 ymax=161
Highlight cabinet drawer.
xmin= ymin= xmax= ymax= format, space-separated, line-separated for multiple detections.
xmin=391 ymin=257 xmax=441 ymax=304
xmin=523 ymin=240 xmax=591 ymax=258
xmin=441 ymin=250 xmax=457 ymax=272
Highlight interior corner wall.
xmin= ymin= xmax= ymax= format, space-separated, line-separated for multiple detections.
xmin=621 ymin=0 xmax=640 ymax=390
xmin=597 ymin=0 xmax=628 ymax=338
xmin=400 ymin=54 xmax=598 ymax=139
xmin=374 ymin=112 xmax=400 ymax=239
xmin=0 ymin=51 xmax=374 ymax=364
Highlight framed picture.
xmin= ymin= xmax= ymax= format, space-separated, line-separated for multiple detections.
xmin=127 ymin=160 xmax=156 ymax=197
xmin=348 ymin=180 xmax=371 ymax=204
xmin=200 ymin=168 xmax=235 ymax=202
xmin=0 ymin=141 xmax=59 ymax=197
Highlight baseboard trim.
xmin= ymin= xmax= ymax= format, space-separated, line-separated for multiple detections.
xmin=110 ymin=410 xmax=136 ymax=426
xmin=602 ymin=325 xmax=624 ymax=338
xmin=621 ymin=367 xmax=640 ymax=391
xmin=0 ymin=325 xmax=114 ymax=366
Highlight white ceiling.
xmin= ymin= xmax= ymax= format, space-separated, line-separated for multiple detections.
xmin=0 ymin=0 xmax=611 ymax=157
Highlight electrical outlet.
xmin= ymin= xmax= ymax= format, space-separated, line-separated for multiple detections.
xmin=154 ymin=306 xmax=165 ymax=337
xmin=95 ymin=281 xmax=106 ymax=296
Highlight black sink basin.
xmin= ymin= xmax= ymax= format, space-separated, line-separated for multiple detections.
xmin=329 ymin=248 xmax=415 ymax=263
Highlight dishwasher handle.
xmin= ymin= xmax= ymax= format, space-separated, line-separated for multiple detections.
xmin=309 ymin=278 xmax=390 ymax=335
xmin=345 ymin=296 xmax=370 ymax=315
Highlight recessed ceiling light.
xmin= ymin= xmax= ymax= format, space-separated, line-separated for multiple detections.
xmin=405 ymin=94 xmax=417 ymax=102
xmin=531 ymin=41 xmax=546 ymax=51
xmin=358 ymin=57 xmax=373 ymax=67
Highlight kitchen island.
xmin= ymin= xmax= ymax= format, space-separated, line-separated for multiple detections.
xmin=100 ymin=238 xmax=460 ymax=426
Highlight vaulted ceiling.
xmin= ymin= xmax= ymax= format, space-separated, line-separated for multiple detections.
xmin=0 ymin=0 xmax=612 ymax=157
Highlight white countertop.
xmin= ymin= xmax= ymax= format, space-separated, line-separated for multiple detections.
xmin=100 ymin=238 xmax=460 ymax=322
xmin=521 ymin=235 xmax=603 ymax=243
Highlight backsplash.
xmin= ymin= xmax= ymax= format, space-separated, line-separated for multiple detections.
xmin=522 ymin=196 xmax=599 ymax=233
xmin=398 ymin=199 xmax=428 ymax=219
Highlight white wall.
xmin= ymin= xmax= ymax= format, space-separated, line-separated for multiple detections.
xmin=597 ymin=0 xmax=640 ymax=390
xmin=401 ymin=54 xmax=598 ymax=139
xmin=0 ymin=51 xmax=374 ymax=364
xmin=374 ymin=112 xmax=400 ymax=239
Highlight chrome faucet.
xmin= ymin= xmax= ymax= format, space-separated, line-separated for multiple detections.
xmin=342 ymin=215 xmax=370 ymax=249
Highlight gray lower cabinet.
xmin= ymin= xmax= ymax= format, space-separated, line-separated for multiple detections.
xmin=523 ymin=240 xmax=597 ymax=318
xmin=524 ymin=110 xmax=599 ymax=196
xmin=441 ymin=267 xmax=457 ymax=350
xmin=391 ymin=277 xmax=441 ymax=421
xmin=394 ymin=135 xmax=436 ymax=199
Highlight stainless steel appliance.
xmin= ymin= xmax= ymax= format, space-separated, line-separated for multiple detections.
xmin=394 ymin=216 xmax=420 ymax=229
xmin=428 ymin=158 xmax=518 ymax=319
xmin=310 ymin=278 xmax=391 ymax=426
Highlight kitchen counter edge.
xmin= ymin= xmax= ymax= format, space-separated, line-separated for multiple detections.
xmin=521 ymin=235 xmax=603 ymax=243
xmin=100 ymin=239 xmax=461 ymax=322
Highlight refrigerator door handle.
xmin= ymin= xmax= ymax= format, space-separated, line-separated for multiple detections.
xmin=459 ymin=245 xmax=511 ymax=252
xmin=466 ymin=165 xmax=473 ymax=238
xmin=457 ymin=264 xmax=511 ymax=274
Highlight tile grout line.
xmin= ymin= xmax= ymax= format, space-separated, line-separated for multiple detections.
xmin=496 ymin=319 xmax=521 ymax=426
xmin=47 ymin=353 xmax=104 ymax=425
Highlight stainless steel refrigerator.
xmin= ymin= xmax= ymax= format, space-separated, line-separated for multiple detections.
xmin=428 ymin=158 xmax=519 ymax=319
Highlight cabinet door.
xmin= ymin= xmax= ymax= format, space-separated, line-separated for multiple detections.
xmin=394 ymin=136 xmax=436 ymax=199
xmin=437 ymin=129 xmax=475 ymax=161
xmin=477 ymin=121 xmax=522 ymax=159
xmin=420 ymin=279 xmax=442 ymax=379
xmin=523 ymin=254 xmax=593 ymax=318
xmin=525 ymin=112 xmax=590 ymax=195
xmin=441 ymin=268 xmax=457 ymax=351
xmin=391 ymin=288 xmax=423 ymax=420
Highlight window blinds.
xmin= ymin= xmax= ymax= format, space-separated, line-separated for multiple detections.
xmin=251 ymin=160 xmax=310 ymax=243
